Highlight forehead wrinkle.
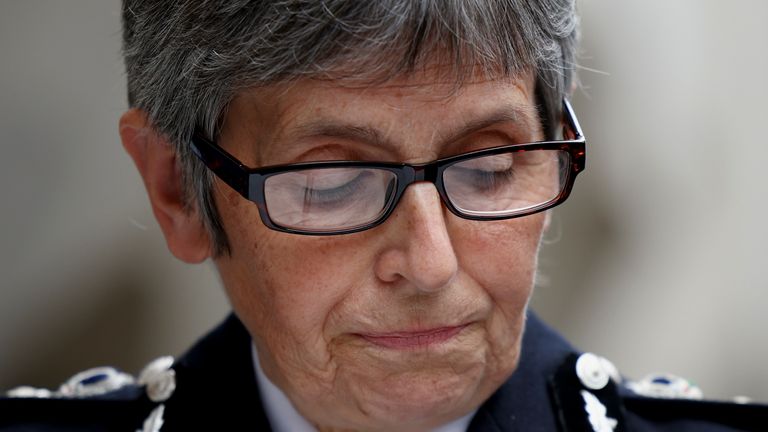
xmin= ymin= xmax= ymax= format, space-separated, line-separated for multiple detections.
xmin=240 ymin=72 xmax=538 ymax=163
xmin=261 ymin=101 xmax=539 ymax=163
xmin=436 ymin=103 xmax=540 ymax=144
xmin=293 ymin=120 xmax=394 ymax=149
xmin=428 ymin=128 xmax=440 ymax=149
xmin=229 ymin=86 xmax=300 ymax=166
xmin=257 ymin=95 xmax=330 ymax=161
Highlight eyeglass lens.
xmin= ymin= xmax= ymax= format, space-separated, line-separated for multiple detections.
xmin=262 ymin=149 xmax=570 ymax=232
xmin=264 ymin=168 xmax=398 ymax=232
xmin=443 ymin=149 xmax=569 ymax=216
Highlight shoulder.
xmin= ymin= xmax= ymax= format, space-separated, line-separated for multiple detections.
xmin=469 ymin=313 xmax=768 ymax=432
xmin=1 ymin=358 xmax=176 ymax=432
xmin=0 ymin=315 xmax=268 ymax=432
xmin=549 ymin=351 xmax=768 ymax=431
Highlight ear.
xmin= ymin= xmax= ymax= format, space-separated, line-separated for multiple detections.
xmin=120 ymin=109 xmax=211 ymax=263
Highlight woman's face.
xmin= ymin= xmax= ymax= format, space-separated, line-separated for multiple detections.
xmin=213 ymin=69 xmax=547 ymax=431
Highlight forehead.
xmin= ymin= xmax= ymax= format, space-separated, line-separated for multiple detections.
xmin=237 ymin=66 xmax=535 ymax=115
xmin=219 ymin=69 xmax=539 ymax=164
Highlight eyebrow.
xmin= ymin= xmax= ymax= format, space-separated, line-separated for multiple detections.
xmin=287 ymin=103 xmax=539 ymax=153
xmin=293 ymin=122 xmax=391 ymax=149
xmin=437 ymin=103 xmax=539 ymax=143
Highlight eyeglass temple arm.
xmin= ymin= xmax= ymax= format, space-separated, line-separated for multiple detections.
xmin=562 ymin=99 xmax=584 ymax=141
xmin=190 ymin=135 xmax=251 ymax=197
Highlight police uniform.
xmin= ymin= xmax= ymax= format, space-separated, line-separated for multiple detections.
xmin=2 ymin=312 xmax=766 ymax=431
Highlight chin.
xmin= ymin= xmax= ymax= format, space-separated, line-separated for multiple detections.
xmin=308 ymin=321 xmax=526 ymax=431
xmin=331 ymin=361 xmax=490 ymax=431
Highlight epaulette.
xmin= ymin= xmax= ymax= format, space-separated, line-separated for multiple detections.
xmin=0 ymin=356 xmax=176 ymax=432
xmin=549 ymin=352 xmax=768 ymax=431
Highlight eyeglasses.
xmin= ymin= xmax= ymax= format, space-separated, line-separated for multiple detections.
xmin=190 ymin=99 xmax=586 ymax=235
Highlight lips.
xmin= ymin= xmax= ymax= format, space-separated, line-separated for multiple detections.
xmin=358 ymin=324 xmax=469 ymax=350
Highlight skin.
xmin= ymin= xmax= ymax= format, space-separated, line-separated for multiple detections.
xmin=121 ymin=68 xmax=549 ymax=431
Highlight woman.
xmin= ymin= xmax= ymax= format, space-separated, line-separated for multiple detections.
xmin=2 ymin=1 xmax=765 ymax=430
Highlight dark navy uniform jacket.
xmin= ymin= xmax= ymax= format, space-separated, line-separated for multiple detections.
xmin=2 ymin=312 xmax=766 ymax=431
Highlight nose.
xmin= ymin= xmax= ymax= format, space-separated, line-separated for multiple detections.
xmin=373 ymin=182 xmax=459 ymax=293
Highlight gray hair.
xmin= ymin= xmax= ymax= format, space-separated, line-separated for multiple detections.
xmin=121 ymin=0 xmax=580 ymax=256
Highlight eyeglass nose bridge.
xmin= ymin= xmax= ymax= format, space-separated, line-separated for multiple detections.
xmin=390 ymin=161 xmax=452 ymax=215
xmin=397 ymin=160 xmax=444 ymax=196
xmin=409 ymin=161 xmax=439 ymax=183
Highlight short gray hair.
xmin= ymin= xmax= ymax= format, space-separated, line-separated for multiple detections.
xmin=121 ymin=0 xmax=580 ymax=256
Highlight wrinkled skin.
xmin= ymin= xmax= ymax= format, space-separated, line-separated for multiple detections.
xmin=122 ymin=68 xmax=548 ymax=432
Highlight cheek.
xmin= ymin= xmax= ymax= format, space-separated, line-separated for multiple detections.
xmin=453 ymin=214 xmax=545 ymax=365
xmin=458 ymin=214 xmax=545 ymax=299
xmin=255 ymin=239 xmax=367 ymax=339
xmin=214 ymin=188 xmax=374 ymax=370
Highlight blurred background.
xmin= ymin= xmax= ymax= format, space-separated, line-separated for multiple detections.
xmin=1 ymin=0 xmax=766 ymax=401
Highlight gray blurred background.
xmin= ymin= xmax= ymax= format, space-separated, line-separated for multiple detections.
xmin=1 ymin=0 xmax=766 ymax=401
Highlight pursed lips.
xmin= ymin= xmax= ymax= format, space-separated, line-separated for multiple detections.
xmin=356 ymin=323 xmax=471 ymax=350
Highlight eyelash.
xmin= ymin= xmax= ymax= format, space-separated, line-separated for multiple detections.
xmin=303 ymin=172 xmax=369 ymax=206
xmin=462 ymin=167 xmax=517 ymax=191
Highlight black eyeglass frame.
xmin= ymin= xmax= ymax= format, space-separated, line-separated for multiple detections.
xmin=190 ymin=99 xmax=586 ymax=235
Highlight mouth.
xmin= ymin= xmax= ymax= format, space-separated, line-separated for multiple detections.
xmin=356 ymin=324 xmax=470 ymax=350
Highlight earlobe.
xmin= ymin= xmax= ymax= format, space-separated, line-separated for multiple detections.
xmin=119 ymin=109 xmax=211 ymax=263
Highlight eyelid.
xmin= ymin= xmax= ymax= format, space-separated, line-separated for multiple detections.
xmin=302 ymin=168 xmax=367 ymax=189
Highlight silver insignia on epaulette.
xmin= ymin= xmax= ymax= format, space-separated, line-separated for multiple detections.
xmin=138 ymin=355 xmax=176 ymax=403
xmin=6 ymin=366 xmax=135 ymax=399
xmin=59 ymin=366 xmax=136 ymax=397
xmin=138 ymin=403 xmax=166 ymax=432
xmin=5 ymin=386 xmax=53 ymax=398
xmin=626 ymin=373 xmax=703 ymax=400
xmin=582 ymin=390 xmax=618 ymax=432
xmin=135 ymin=356 xmax=176 ymax=432
xmin=576 ymin=352 xmax=622 ymax=390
